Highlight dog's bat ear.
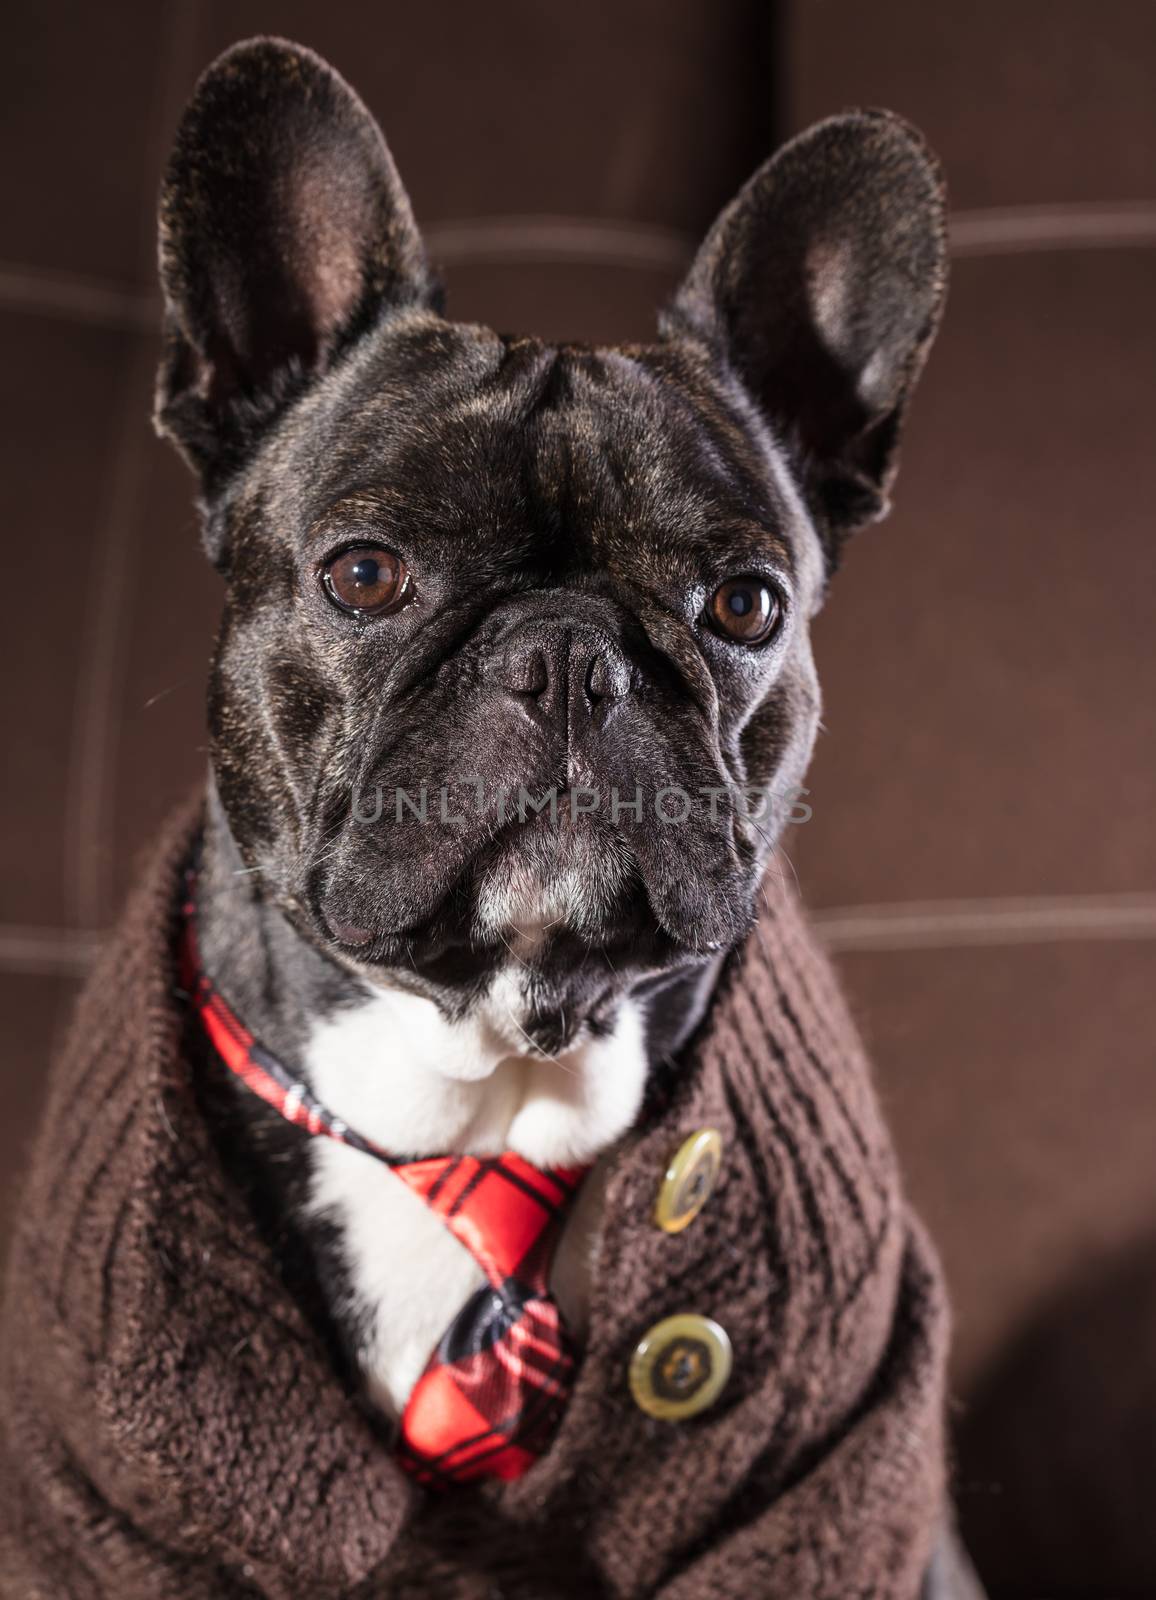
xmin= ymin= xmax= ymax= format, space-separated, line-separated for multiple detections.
xmin=664 ymin=110 xmax=947 ymax=571
xmin=155 ymin=37 xmax=437 ymax=493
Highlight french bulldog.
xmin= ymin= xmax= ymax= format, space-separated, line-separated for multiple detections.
xmin=159 ymin=28 xmax=949 ymax=1521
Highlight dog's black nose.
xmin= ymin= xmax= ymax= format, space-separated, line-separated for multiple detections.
xmin=497 ymin=622 xmax=632 ymax=725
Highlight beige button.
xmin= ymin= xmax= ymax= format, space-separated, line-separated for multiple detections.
xmin=653 ymin=1129 xmax=723 ymax=1233
xmin=628 ymin=1313 xmax=733 ymax=1421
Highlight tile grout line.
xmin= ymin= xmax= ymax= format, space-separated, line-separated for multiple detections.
xmin=62 ymin=342 xmax=157 ymax=928
xmin=0 ymin=262 xmax=156 ymax=330
xmin=949 ymin=201 xmax=1156 ymax=256
xmin=0 ymin=928 xmax=103 ymax=978
xmin=5 ymin=893 xmax=1156 ymax=979
xmin=815 ymin=896 xmax=1156 ymax=953
xmin=2 ymin=202 xmax=1155 ymax=331
xmin=61 ymin=0 xmax=205 ymax=932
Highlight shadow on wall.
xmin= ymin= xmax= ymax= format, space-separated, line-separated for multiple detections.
xmin=957 ymin=1235 xmax=1156 ymax=1599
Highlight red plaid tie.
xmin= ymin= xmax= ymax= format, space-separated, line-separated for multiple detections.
xmin=392 ymin=1154 xmax=585 ymax=1484
xmin=179 ymin=881 xmax=587 ymax=1487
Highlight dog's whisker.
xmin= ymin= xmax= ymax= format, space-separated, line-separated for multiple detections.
xmin=498 ymin=1002 xmax=581 ymax=1074
xmin=494 ymin=928 xmax=533 ymax=973
xmin=142 ymin=682 xmax=183 ymax=711
xmin=764 ymin=840 xmax=802 ymax=900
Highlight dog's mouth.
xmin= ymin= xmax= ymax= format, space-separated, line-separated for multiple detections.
xmin=307 ymin=810 xmax=654 ymax=967
xmin=469 ymin=797 xmax=641 ymax=946
xmin=292 ymin=772 xmax=756 ymax=1003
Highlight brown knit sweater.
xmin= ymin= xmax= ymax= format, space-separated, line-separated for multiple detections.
xmin=0 ymin=805 xmax=949 ymax=1599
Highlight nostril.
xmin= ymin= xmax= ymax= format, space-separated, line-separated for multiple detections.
xmin=495 ymin=623 xmax=630 ymax=715
xmin=586 ymin=648 xmax=631 ymax=703
xmin=502 ymin=643 xmax=550 ymax=697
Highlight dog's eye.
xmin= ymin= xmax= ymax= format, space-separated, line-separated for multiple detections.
xmin=708 ymin=577 xmax=782 ymax=645
xmin=322 ymin=545 xmax=411 ymax=616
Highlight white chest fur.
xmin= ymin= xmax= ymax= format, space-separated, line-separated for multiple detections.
xmin=302 ymin=973 xmax=647 ymax=1417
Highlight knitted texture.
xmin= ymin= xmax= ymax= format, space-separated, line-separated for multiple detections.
xmin=0 ymin=803 xmax=949 ymax=1599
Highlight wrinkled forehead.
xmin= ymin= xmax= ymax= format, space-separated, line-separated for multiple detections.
xmin=260 ymin=315 xmax=818 ymax=585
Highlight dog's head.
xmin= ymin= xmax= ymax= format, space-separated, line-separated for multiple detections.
xmin=157 ymin=39 xmax=945 ymax=1049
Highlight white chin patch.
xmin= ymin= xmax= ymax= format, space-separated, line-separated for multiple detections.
xmin=471 ymin=831 xmax=635 ymax=949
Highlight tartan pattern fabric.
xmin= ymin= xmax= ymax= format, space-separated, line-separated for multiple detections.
xmin=178 ymin=883 xmax=587 ymax=1486
xmin=393 ymin=1154 xmax=584 ymax=1484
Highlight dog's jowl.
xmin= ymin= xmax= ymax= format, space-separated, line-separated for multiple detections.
xmin=0 ymin=35 xmax=985 ymax=1600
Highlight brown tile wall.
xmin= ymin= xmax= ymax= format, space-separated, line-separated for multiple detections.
xmin=785 ymin=4 xmax=1156 ymax=1590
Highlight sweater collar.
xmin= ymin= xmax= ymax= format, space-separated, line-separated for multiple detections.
xmin=63 ymin=800 xmax=945 ymax=1594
